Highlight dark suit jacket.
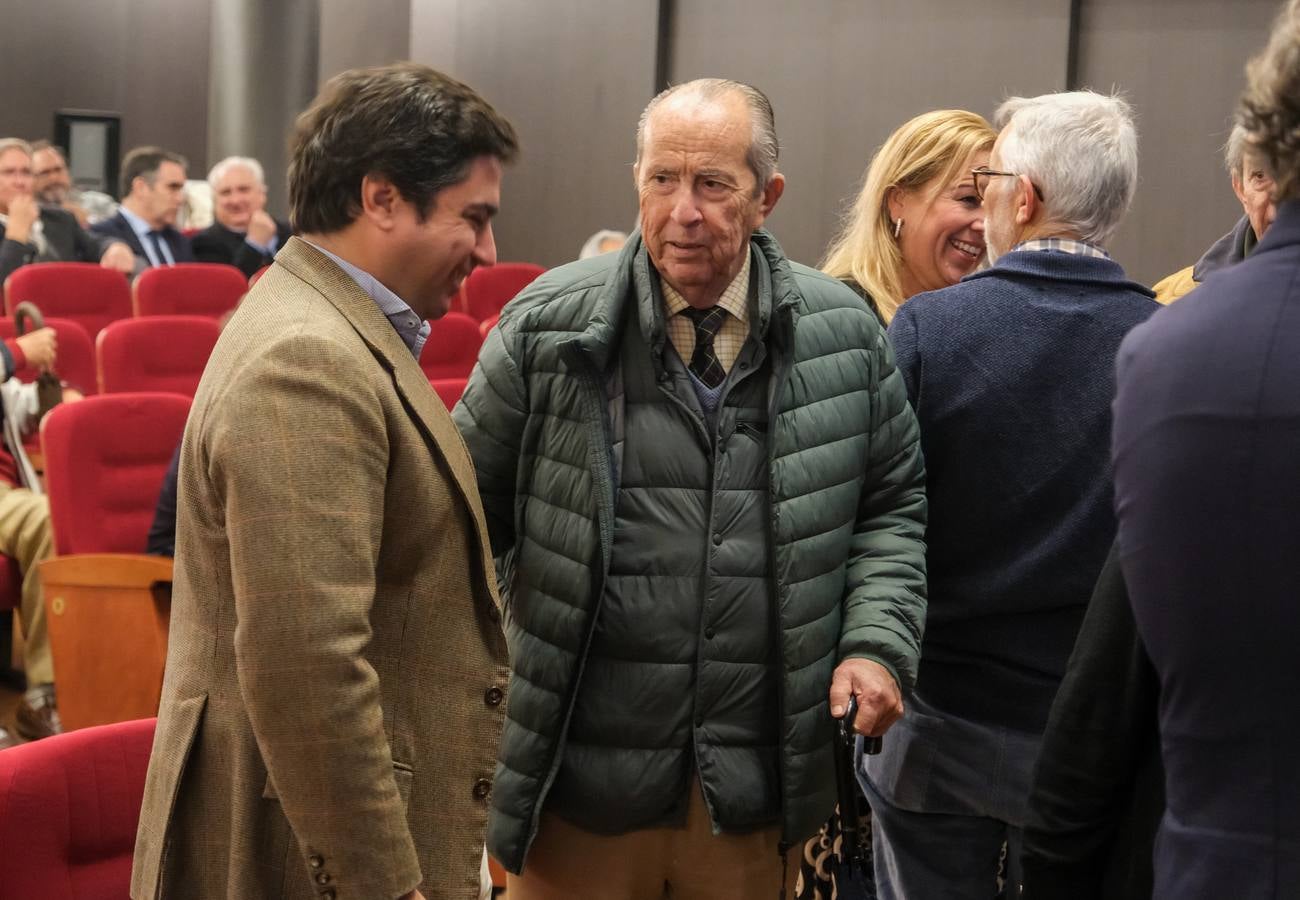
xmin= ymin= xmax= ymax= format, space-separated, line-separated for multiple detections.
xmin=90 ymin=211 xmax=193 ymax=269
xmin=191 ymin=219 xmax=292 ymax=279
xmin=0 ymin=206 xmax=114 ymax=283
xmin=1113 ymin=199 xmax=1300 ymax=899
xmin=1021 ymin=542 xmax=1163 ymax=900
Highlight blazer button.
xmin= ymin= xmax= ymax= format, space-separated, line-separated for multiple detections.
xmin=308 ymin=854 xmax=324 ymax=869
xmin=485 ymin=686 xmax=505 ymax=706
xmin=473 ymin=777 xmax=492 ymax=800
xmin=316 ymin=872 xmax=332 ymax=885
xmin=319 ymin=891 xmax=335 ymax=900
xmin=712 ymin=532 xmax=723 ymax=546
xmin=704 ymin=627 xmax=716 ymax=640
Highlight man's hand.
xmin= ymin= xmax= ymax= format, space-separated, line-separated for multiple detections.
xmin=829 ymin=658 xmax=904 ymax=737
xmin=246 ymin=210 xmax=277 ymax=247
xmin=61 ymin=387 xmax=84 ymax=404
xmin=15 ymin=327 xmax=57 ymax=371
xmin=6 ymin=194 xmax=40 ymax=244
xmin=100 ymin=241 xmax=135 ymax=274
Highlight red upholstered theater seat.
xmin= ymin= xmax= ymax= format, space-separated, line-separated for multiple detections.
xmin=478 ymin=312 xmax=500 ymax=338
xmin=96 ymin=316 xmax=221 ymax=397
xmin=420 ymin=312 xmax=483 ymax=381
xmin=42 ymin=393 xmax=191 ymax=556
xmin=39 ymin=395 xmax=185 ymax=730
xmin=0 ymin=717 xmax=155 ymax=899
xmin=248 ymin=264 xmax=270 ymax=288
xmin=133 ymin=262 xmax=247 ymax=319
xmin=430 ymin=377 xmax=468 ymax=409
xmin=459 ymin=262 xmax=544 ymax=322
xmin=3 ymin=263 xmax=132 ymax=340
xmin=0 ymin=316 xmax=98 ymax=396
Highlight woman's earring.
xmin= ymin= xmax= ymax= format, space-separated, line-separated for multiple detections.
xmin=893 ymin=218 xmax=904 ymax=239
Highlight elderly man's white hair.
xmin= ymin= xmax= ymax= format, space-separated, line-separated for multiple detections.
xmin=207 ymin=155 xmax=266 ymax=190
xmin=994 ymin=91 xmax=1138 ymax=245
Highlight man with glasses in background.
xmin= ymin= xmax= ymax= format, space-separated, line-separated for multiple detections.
xmin=30 ymin=141 xmax=118 ymax=228
xmin=866 ymin=91 xmax=1158 ymax=899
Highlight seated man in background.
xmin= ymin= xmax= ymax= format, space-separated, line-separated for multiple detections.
xmin=90 ymin=146 xmax=193 ymax=274
xmin=0 ymin=138 xmax=135 ymax=283
xmin=191 ymin=155 xmax=292 ymax=278
xmin=0 ymin=323 xmax=74 ymax=750
xmin=30 ymin=141 xmax=119 ymax=227
xmin=577 ymin=227 xmax=627 ymax=259
xmin=1152 ymin=122 xmax=1276 ymax=303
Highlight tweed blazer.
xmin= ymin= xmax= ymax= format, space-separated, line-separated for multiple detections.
xmin=131 ymin=237 xmax=510 ymax=900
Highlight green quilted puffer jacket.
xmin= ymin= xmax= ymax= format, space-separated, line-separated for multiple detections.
xmin=451 ymin=230 xmax=927 ymax=874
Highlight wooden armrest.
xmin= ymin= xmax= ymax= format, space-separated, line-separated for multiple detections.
xmin=39 ymin=553 xmax=173 ymax=589
xmin=39 ymin=553 xmax=174 ymax=731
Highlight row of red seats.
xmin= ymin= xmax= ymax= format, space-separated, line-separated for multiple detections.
xmin=0 ymin=311 xmax=493 ymax=399
xmin=6 ymin=263 xmax=248 ymax=337
xmin=4 ymin=259 xmax=544 ymax=342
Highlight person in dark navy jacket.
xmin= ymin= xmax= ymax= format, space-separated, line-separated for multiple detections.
xmin=90 ymin=146 xmax=193 ymax=275
xmin=1112 ymin=5 xmax=1300 ymax=897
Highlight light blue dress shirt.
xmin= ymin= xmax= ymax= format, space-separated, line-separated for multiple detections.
xmin=305 ymin=241 xmax=430 ymax=359
xmin=118 ymin=205 xmax=175 ymax=267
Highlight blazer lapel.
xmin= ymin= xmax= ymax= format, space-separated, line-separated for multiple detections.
xmin=274 ymin=237 xmax=501 ymax=607
xmin=112 ymin=213 xmax=148 ymax=259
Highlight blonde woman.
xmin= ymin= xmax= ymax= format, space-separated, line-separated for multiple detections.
xmin=796 ymin=108 xmax=995 ymax=900
xmin=822 ymin=109 xmax=996 ymax=324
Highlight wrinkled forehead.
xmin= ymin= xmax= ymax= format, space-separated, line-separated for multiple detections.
xmin=1241 ymin=148 xmax=1272 ymax=177
xmin=643 ymin=93 xmax=751 ymax=161
xmin=217 ymin=165 xmax=261 ymax=192
xmin=0 ymin=147 xmax=31 ymax=170
xmin=32 ymin=148 xmax=64 ymax=169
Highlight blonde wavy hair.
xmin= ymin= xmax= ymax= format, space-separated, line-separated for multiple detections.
xmin=821 ymin=110 xmax=995 ymax=323
xmin=1238 ymin=0 xmax=1300 ymax=201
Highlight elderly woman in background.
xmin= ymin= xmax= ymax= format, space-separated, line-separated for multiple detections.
xmin=821 ymin=109 xmax=996 ymax=324
xmin=795 ymin=108 xmax=996 ymax=900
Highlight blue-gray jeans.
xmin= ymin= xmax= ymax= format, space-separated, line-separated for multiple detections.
xmin=857 ymin=693 xmax=1042 ymax=900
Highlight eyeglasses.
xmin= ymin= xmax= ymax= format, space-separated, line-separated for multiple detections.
xmin=971 ymin=166 xmax=1044 ymax=202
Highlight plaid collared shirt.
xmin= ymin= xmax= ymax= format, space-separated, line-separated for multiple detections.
xmin=1012 ymin=237 xmax=1110 ymax=259
xmin=662 ymin=251 xmax=751 ymax=375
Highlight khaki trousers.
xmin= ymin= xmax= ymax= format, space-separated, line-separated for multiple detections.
xmin=0 ymin=484 xmax=54 ymax=684
xmin=507 ymin=781 xmax=798 ymax=900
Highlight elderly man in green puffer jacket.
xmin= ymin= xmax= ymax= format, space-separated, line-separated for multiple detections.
xmin=452 ymin=77 xmax=927 ymax=899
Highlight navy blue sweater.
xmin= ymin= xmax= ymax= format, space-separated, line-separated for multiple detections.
xmin=888 ymin=249 xmax=1156 ymax=733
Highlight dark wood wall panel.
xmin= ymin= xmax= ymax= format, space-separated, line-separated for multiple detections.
xmin=1076 ymin=0 xmax=1279 ymax=284
xmin=411 ymin=0 xmax=659 ymax=267
xmin=666 ymin=0 xmax=1072 ymax=268
xmin=1 ymin=0 xmax=212 ymax=186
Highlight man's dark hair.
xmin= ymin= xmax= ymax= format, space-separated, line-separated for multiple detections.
xmin=120 ymin=146 xmax=188 ymax=197
xmin=288 ymin=62 xmax=518 ymax=234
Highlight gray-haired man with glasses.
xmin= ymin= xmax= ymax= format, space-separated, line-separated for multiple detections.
xmin=864 ymin=91 xmax=1159 ymax=899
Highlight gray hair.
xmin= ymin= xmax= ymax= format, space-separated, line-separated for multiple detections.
xmin=1223 ymin=122 xmax=1251 ymax=179
xmin=994 ymin=90 xmax=1138 ymax=245
xmin=0 ymin=138 xmax=33 ymax=160
xmin=1238 ymin=0 xmax=1300 ymax=200
xmin=579 ymin=229 xmax=628 ymax=260
xmin=635 ymin=78 xmax=779 ymax=196
xmin=207 ymin=155 xmax=265 ymax=191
